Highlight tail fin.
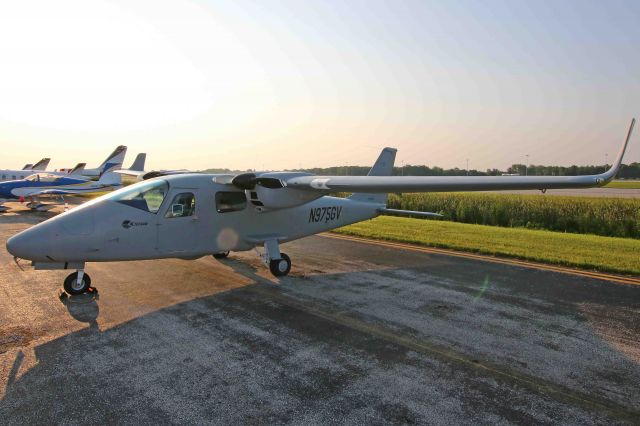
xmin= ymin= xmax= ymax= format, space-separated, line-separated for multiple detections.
xmin=68 ymin=163 xmax=86 ymax=176
xmin=98 ymin=163 xmax=122 ymax=186
xmin=97 ymin=145 xmax=127 ymax=173
xmin=127 ymin=153 xmax=146 ymax=172
xmin=22 ymin=164 xmax=33 ymax=170
xmin=31 ymin=158 xmax=50 ymax=171
xmin=349 ymin=147 xmax=397 ymax=204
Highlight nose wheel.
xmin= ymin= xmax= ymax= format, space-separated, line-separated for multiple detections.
xmin=269 ymin=253 xmax=291 ymax=277
xmin=63 ymin=271 xmax=92 ymax=296
xmin=262 ymin=239 xmax=292 ymax=277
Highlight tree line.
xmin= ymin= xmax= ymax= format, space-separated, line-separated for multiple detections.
xmin=201 ymin=163 xmax=640 ymax=178
xmin=291 ymin=163 xmax=640 ymax=178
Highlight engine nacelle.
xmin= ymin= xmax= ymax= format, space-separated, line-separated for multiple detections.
xmin=247 ymin=186 xmax=322 ymax=210
xmin=231 ymin=172 xmax=324 ymax=210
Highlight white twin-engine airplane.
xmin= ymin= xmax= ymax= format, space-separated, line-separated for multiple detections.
xmin=6 ymin=119 xmax=636 ymax=296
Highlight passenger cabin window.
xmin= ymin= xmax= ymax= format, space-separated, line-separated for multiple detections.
xmin=216 ymin=192 xmax=247 ymax=213
xmin=165 ymin=193 xmax=196 ymax=218
xmin=108 ymin=180 xmax=169 ymax=213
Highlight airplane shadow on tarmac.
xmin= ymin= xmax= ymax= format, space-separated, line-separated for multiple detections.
xmin=2 ymin=258 xmax=640 ymax=424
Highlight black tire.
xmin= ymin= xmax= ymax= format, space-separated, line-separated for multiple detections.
xmin=63 ymin=272 xmax=91 ymax=296
xmin=269 ymin=253 xmax=291 ymax=277
xmin=213 ymin=251 xmax=230 ymax=259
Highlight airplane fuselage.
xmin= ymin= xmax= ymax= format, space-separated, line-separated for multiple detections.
xmin=0 ymin=169 xmax=32 ymax=183
xmin=0 ymin=176 xmax=116 ymax=200
xmin=7 ymin=174 xmax=381 ymax=264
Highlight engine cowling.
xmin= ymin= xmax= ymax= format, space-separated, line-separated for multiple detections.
xmin=232 ymin=172 xmax=323 ymax=210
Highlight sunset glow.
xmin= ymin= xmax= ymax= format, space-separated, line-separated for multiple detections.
xmin=1 ymin=0 xmax=639 ymax=171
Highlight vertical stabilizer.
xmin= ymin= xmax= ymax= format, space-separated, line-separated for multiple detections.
xmin=97 ymin=145 xmax=127 ymax=173
xmin=349 ymin=147 xmax=397 ymax=204
xmin=69 ymin=163 xmax=87 ymax=176
xmin=128 ymin=153 xmax=146 ymax=172
xmin=31 ymin=158 xmax=50 ymax=171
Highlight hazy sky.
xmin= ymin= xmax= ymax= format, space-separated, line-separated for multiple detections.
xmin=1 ymin=0 xmax=639 ymax=171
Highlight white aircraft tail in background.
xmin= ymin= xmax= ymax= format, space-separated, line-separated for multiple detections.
xmin=82 ymin=145 xmax=128 ymax=177
xmin=30 ymin=158 xmax=50 ymax=171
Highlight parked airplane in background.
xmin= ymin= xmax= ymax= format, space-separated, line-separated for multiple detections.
xmin=2 ymin=144 xmax=128 ymax=183
xmin=6 ymin=119 xmax=635 ymax=295
xmin=114 ymin=153 xmax=188 ymax=180
xmin=117 ymin=153 xmax=148 ymax=177
xmin=1 ymin=158 xmax=51 ymax=182
xmin=80 ymin=145 xmax=128 ymax=178
xmin=0 ymin=167 xmax=122 ymax=212
xmin=28 ymin=158 xmax=50 ymax=171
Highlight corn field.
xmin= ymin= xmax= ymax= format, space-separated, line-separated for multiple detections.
xmin=387 ymin=193 xmax=640 ymax=239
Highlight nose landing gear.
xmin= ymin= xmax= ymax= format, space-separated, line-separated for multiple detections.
xmin=63 ymin=270 xmax=93 ymax=296
xmin=262 ymin=239 xmax=292 ymax=277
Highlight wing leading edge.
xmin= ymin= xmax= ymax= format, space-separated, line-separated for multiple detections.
xmin=286 ymin=119 xmax=635 ymax=194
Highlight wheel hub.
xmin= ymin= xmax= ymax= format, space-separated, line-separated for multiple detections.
xmin=71 ymin=278 xmax=84 ymax=291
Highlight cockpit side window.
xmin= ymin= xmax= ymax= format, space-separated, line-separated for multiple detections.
xmin=165 ymin=192 xmax=196 ymax=218
xmin=215 ymin=191 xmax=247 ymax=213
xmin=108 ymin=180 xmax=169 ymax=213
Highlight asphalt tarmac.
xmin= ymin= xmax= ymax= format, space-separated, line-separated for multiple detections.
xmin=1 ymin=202 xmax=639 ymax=424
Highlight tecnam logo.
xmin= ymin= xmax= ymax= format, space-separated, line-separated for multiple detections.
xmin=122 ymin=220 xmax=148 ymax=229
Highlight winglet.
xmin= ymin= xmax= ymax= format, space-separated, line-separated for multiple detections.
xmin=602 ymin=118 xmax=635 ymax=181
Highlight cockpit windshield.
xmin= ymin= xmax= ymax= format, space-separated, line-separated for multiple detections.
xmin=25 ymin=173 xmax=61 ymax=182
xmin=106 ymin=179 xmax=169 ymax=213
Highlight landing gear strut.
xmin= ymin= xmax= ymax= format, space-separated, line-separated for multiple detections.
xmin=262 ymin=239 xmax=291 ymax=277
xmin=63 ymin=270 xmax=92 ymax=295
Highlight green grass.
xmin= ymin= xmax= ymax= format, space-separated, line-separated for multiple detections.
xmin=604 ymin=180 xmax=640 ymax=189
xmin=334 ymin=216 xmax=640 ymax=275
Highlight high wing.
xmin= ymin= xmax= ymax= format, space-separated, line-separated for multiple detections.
xmin=285 ymin=119 xmax=635 ymax=194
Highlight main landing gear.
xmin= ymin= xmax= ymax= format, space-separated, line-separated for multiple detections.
xmin=262 ymin=239 xmax=291 ymax=277
xmin=63 ymin=270 xmax=93 ymax=296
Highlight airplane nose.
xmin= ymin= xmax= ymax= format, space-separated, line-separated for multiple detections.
xmin=7 ymin=206 xmax=98 ymax=262
xmin=6 ymin=230 xmax=42 ymax=260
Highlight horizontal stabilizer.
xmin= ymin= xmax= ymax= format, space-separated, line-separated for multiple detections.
xmin=378 ymin=208 xmax=443 ymax=218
